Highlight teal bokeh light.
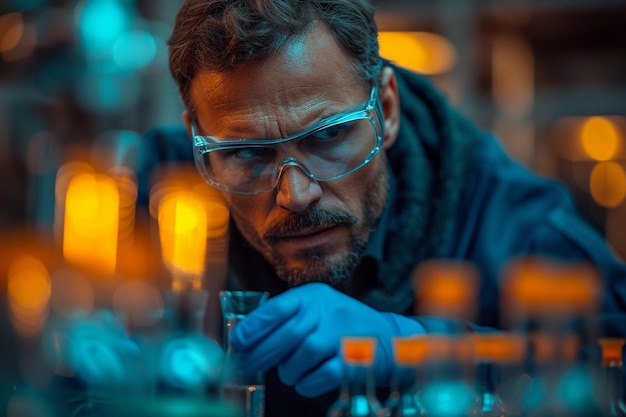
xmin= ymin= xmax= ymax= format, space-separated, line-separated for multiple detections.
xmin=75 ymin=0 xmax=129 ymax=53
xmin=73 ymin=0 xmax=157 ymax=75
xmin=112 ymin=30 xmax=157 ymax=70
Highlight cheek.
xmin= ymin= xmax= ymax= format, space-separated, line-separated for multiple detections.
xmin=345 ymin=157 xmax=386 ymax=194
xmin=228 ymin=195 xmax=269 ymax=227
xmin=357 ymin=158 xmax=388 ymax=210
xmin=330 ymin=161 xmax=385 ymax=214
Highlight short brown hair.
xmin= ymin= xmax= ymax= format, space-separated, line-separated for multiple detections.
xmin=167 ymin=0 xmax=382 ymax=111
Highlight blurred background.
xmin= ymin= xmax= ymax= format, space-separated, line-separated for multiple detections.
xmin=372 ymin=0 xmax=626 ymax=258
xmin=0 ymin=0 xmax=625 ymax=414
xmin=1 ymin=0 xmax=625 ymax=251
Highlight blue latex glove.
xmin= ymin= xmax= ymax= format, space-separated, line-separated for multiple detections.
xmin=229 ymin=282 xmax=425 ymax=397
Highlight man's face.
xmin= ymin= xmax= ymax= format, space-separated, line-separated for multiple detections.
xmin=186 ymin=23 xmax=398 ymax=287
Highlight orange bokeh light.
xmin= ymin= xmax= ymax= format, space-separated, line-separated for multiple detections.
xmin=150 ymin=166 xmax=230 ymax=291
xmin=378 ymin=31 xmax=456 ymax=75
xmin=158 ymin=190 xmax=208 ymax=291
xmin=501 ymin=257 xmax=600 ymax=319
xmin=412 ymin=260 xmax=478 ymax=320
xmin=342 ymin=337 xmax=376 ymax=365
xmin=598 ymin=338 xmax=625 ymax=366
xmin=589 ymin=161 xmax=626 ymax=208
xmin=580 ymin=116 xmax=621 ymax=161
xmin=62 ymin=171 xmax=120 ymax=276
xmin=7 ymin=254 xmax=51 ymax=338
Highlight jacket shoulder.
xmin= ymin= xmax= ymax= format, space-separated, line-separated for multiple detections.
xmin=451 ymin=134 xmax=613 ymax=263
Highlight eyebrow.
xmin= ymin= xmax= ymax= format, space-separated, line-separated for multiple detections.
xmin=192 ymin=91 xmax=375 ymax=146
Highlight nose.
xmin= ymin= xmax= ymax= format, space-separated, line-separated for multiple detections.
xmin=275 ymin=166 xmax=323 ymax=212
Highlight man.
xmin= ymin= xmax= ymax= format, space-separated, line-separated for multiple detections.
xmin=141 ymin=0 xmax=626 ymax=415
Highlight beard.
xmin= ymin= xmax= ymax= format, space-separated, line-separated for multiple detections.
xmin=233 ymin=161 xmax=389 ymax=288
xmin=266 ymin=207 xmax=365 ymax=287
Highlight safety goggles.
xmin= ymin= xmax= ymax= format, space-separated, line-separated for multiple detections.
xmin=191 ymin=85 xmax=384 ymax=194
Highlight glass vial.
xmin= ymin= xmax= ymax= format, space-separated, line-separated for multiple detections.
xmin=598 ymin=338 xmax=626 ymax=417
xmin=327 ymin=336 xmax=381 ymax=417
xmin=219 ymin=290 xmax=269 ymax=417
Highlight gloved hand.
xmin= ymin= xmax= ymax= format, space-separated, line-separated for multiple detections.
xmin=229 ymin=282 xmax=426 ymax=397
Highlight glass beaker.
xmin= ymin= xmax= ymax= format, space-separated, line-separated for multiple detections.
xmin=219 ymin=290 xmax=269 ymax=417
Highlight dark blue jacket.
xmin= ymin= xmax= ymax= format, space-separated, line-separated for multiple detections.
xmin=449 ymin=134 xmax=626 ymax=330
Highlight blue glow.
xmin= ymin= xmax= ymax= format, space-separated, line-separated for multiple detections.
xmin=66 ymin=313 xmax=132 ymax=385
xmin=558 ymin=365 xmax=595 ymax=410
xmin=420 ymin=380 xmax=474 ymax=416
xmin=159 ymin=336 xmax=224 ymax=389
xmin=480 ymin=393 xmax=496 ymax=412
xmin=76 ymin=0 xmax=129 ymax=52
xmin=112 ymin=30 xmax=157 ymax=69
xmin=352 ymin=396 xmax=371 ymax=415
xmin=170 ymin=343 xmax=208 ymax=386
xmin=76 ymin=337 xmax=126 ymax=382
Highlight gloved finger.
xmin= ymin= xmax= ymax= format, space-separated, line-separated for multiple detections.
xmin=230 ymin=291 xmax=301 ymax=351
xmin=277 ymin=327 xmax=337 ymax=386
xmin=235 ymin=305 xmax=319 ymax=372
xmin=293 ymin=356 xmax=343 ymax=398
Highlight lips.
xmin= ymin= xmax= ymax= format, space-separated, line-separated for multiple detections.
xmin=276 ymin=224 xmax=337 ymax=239
xmin=268 ymin=224 xmax=342 ymax=251
xmin=263 ymin=208 xmax=356 ymax=252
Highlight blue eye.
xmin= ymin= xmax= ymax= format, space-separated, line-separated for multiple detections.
xmin=236 ymin=148 xmax=263 ymax=159
xmin=306 ymin=122 xmax=357 ymax=150
xmin=310 ymin=122 xmax=353 ymax=142
xmin=219 ymin=147 xmax=273 ymax=161
xmin=312 ymin=125 xmax=343 ymax=140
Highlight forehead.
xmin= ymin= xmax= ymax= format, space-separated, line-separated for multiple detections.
xmin=189 ymin=22 xmax=369 ymax=139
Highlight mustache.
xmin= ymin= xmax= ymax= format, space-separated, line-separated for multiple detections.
xmin=264 ymin=207 xmax=356 ymax=240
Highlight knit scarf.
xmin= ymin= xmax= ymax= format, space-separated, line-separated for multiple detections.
xmin=359 ymin=63 xmax=482 ymax=313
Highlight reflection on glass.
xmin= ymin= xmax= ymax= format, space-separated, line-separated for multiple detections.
xmin=219 ymin=291 xmax=269 ymax=417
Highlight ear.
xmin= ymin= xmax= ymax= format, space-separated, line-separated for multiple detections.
xmin=379 ymin=66 xmax=400 ymax=150
xmin=182 ymin=110 xmax=193 ymax=139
